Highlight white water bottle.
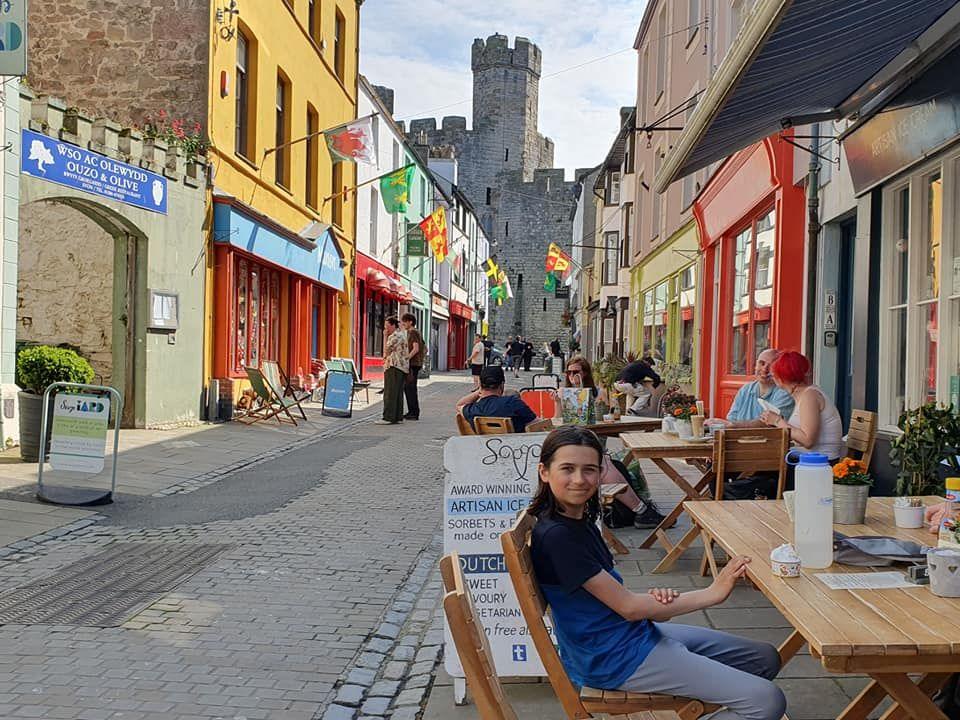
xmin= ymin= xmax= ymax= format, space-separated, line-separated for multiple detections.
xmin=789 ymin=451 xmax=834 ymax=569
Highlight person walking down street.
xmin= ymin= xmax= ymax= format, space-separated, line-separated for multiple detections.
xmin=522 ymin=337 xmax=535 ymax=372
xmin=375 ymin=316 xmax=408 ymax=425
xmin=468 ymin=334 xmax=485 ymax=390
xmin=504 ymin=335 xmax=516 ymax=372
xmin=614 ymin=357 xmax=661 ymax=415
xmin=401 ymin=313 xmax=424 ymax=421
xmin=508 ymin=336 xmax=526 ymax=379
xmin=482 ymin=335 xmax=494 ymax=366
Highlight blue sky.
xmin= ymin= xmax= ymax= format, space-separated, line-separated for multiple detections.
xmin=360 ymin=0 xmax=643 ymax=178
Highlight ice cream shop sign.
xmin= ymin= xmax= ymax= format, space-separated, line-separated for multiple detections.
xmin=21 ymin=129 xmax=168 ymax=214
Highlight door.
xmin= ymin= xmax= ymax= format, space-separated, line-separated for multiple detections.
xmin=431 ymin=321 xmax=440 ymax=371
xmin=835 ymin=220 xmax=856 ymax=425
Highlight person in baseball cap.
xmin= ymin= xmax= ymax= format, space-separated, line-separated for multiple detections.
xmin=456 ymin=365 xmax=536 ymax=432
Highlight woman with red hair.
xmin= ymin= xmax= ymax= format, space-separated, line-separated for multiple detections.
xmin=759 ymin=351 xmax=844 ymax=460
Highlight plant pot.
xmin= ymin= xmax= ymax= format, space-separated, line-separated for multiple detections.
xmin=893 ymin=503 xmax=924 ymax=529
xmin=663 ymin=415 xmax=677 ymax=434
xmin=833 ymin=483 xmax=869 ymax=525
xmin=927 ymin=549 xmax=960 ymax=598
xmin=676 ymin=419 xmax=693 ymax=440
xmin=18 ymin=391 xmax=54 ymax=463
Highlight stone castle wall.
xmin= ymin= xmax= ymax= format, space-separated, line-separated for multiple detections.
xmin=406 ymin=35 xmax=575 ymax=350
xmin=26 ymin=0 xmax=211 ymax=129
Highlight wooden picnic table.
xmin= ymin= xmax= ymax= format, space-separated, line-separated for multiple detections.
xmin=582 ymin=416 xmax=663 ymax=437
xmin=686 ymin=496 xmax=956 ymax=720
xmin=620 ymin=431 xmax=715 ymax=560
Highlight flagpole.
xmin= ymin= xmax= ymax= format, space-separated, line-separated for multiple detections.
xmin=262 ymin=112 xmax=380 ymax=157
xmin=321 ymin=163 xmax=417 ymax=206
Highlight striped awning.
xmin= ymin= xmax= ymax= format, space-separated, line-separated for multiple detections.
xmin=655 ymin=0 xmax=960 ymax=192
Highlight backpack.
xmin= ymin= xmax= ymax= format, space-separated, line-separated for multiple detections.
xmin=722 ymin=475 xmax=778 ymax=501
xmin=600 ymin=456 xmax=638 ymax=528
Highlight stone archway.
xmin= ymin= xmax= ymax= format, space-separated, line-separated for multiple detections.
xmin=19 ymin=196 xmax=147 ymax=428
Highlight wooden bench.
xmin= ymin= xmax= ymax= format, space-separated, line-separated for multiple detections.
xmin=500 ymin=511 xmax=716 ymax=720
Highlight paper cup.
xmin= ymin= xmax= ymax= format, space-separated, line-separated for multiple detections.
xmin=771 ymin=559 xmax=801 ymax=578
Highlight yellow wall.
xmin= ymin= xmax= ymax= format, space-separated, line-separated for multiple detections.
xmin=206 ymin=0 xmax=359 ymax=362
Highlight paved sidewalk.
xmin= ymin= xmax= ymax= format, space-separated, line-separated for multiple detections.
xmin=0 ymin=374 xmax=473 ymax=550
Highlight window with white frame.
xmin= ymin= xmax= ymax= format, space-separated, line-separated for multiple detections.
xmin=879 ymin=154 xmax=960 ymax=428
xmin=604 ymin=231 xmax=619 ymax=285
xmin=651 ymin=152 xmax=662 ymax=240
xmin=607 ymin=171 xmax=621 ymax=205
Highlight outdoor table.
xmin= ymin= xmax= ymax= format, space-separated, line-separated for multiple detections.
xmin=620 ymin=431 xmax=715 ymax=557
xmin=686 ymin=496 xmax=956 ymax=720
xmin=582 ymin=416 xmax=662 ymax=437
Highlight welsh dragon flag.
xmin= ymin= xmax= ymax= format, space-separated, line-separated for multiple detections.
xmin=325 ymin=116 xmax=377 ymax=165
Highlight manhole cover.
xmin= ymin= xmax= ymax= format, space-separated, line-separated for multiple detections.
xmin=0 ymin=542 xmax=230 ymax=627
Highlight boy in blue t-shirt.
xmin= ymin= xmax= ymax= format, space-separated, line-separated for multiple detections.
xmin=529 ymin=426 xmax=786 ymax=720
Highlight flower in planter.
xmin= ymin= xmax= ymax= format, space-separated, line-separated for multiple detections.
xmin=672 ymin=404 xmax=699 ymax=422
xmin=832 ymin=457 xmax=873 ymax=486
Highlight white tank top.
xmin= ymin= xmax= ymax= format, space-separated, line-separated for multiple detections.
xmin=788 ymin=386 xmax=844 ymax=459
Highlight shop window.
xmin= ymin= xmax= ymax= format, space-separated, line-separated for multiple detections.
xmin=334 ymin=8 xmax=346 ymax=82
xmin=233 ymin=257 xmax=280 ymax=373
xmin=654 ymin=281 xmax=668 ymax=362
xmin=365 ymin=294 xmax=396 ymax=358
xmin=680 ymin=265 xmax=696 ymax=366
xmin=306 ymin=105 xmax=319 ymax=209
xmin=275 ymin=72 xmax=291 ymax=188
xmin=728 ymin=208 xmax=776 ymax=376
xmin=235 ymin=29 xmax=255 ymax=159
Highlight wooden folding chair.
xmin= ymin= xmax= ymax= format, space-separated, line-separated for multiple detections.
xmin=456 ymin=413 xmax=476 ymax=436
xmin=525 ymin=418 xmax=554 ymax=433
xmin=239 ymin=367 xmax=301 ymax=425
xmin=500 ymin=512 xmax=716 ymax=720
xmin=845 ymin=409 xmax=878 ymax=467
xmin=440 ymin=554 xmax=518 ymax=720
xmin=666 ymin=427 xmax=791 ymax=577
xmin=474 ymin=417 xmax=515 ymax=435
xmin=263 ymin=360 xmax=311 ymax=404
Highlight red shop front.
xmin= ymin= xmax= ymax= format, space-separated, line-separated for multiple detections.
xmin=447 ymin=301 xmax=473 ymax=370
xmin=354 ymin=252 xmax=413 ymax=379
xmin=692 ymin=136 xmax=805 ymax=417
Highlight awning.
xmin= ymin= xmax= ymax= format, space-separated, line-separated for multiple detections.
xmin=655 ymin=0 xmax=960 ymax=192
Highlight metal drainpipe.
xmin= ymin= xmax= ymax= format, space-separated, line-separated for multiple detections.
xmin=804 ymin=124 xmax=822 ymax=362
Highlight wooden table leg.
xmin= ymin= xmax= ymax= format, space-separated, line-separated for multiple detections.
xmin=703 ymin=530 xmax=720 ymax=578
xmin=652 ymin=524 xmax=702 ymax=573
xmin=638 ymin=460 xmax=712 ymax=552
xmin=871 ymin=673 xmax=949 ymax=720
xmin=777 ymin=630 xmax=806 ymax=667
xmin=640 ymin=499 xmax=686 ymax=549
xmin=601 ymin=525 xmax=630 ymax=556
xmin=836 ymin=681 xmax=890 ymax=720
xmin=878 ymin=673 xmax=952 ymax=720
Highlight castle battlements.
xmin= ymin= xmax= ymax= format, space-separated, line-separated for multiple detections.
xmin=471 ymin=34 xmax=541 ymax=77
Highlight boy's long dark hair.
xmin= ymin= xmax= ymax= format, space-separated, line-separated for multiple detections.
xmin=528 ymin=426 xmax=603 ymax=524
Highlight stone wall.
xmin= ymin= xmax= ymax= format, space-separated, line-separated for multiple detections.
xmin=27 ymin=0 xmax=211 ymax=129
xmin=18 ymin=201 xmax=115 ymax=386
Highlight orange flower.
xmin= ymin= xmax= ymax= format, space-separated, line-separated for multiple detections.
xmin=689 ymin=406 xmax=698 ymax=414
xmin=673 ymin=408 xmax=683 ymax=417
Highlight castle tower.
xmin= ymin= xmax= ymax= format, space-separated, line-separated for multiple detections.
xmin=470 ymin=34 xmax=551 ymax=182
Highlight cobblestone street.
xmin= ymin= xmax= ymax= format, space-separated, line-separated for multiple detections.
xmin=0 ymin=381 xmax=464 ymax=720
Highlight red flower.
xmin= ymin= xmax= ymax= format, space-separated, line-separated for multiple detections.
xmin=158 ymin=109 xmax=167 ymax=120
xmin=193 ymin=121 xmax=202 ymax=134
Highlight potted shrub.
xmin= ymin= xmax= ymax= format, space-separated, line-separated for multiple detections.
xmin=832 ymin=457 xmax=872 ymax=525
xmin=671 ymin=403 xmax=699 ymax=440
xmin=17 ymin=345 xmax=95 ymax=462
xmin=593 ymin=353 xmax=627 ymax=416
xmin=889 ymin=402 xmax=960 ymax=526
xmin=660 ymin=386 xmax=697 ymax=433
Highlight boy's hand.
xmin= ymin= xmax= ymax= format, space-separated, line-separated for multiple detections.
xmin=709 ymin=555 xmax=751 ymax=603
xmin=647 ymin=588 xmax=679 ymax=605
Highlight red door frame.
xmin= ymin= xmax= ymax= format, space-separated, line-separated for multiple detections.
xmin=693 ymin=136 xmax=805 ymax=417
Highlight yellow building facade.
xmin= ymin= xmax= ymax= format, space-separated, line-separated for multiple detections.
xmin=206 ymin=0 xmax=360 ymax=400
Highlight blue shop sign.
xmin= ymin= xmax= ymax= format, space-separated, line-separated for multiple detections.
xmin=21 ymin=129 xmax=168 ymax=215
xmin=214 ymin=201 xmax=345 ymax=292
xmin=322 ymin=371 xmax=354 ymax=418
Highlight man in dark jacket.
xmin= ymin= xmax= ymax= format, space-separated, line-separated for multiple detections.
xmin=615 ymin=358 xmax=662 ymax=415
xmin=456 ymin=366 xmax=536 ymax=433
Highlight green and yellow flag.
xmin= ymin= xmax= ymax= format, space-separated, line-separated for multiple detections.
xmin=544 ymin=271 xmax=557 ymax=292
xmin=380 ymin=165 xmax=415 ymax=214
xmin=484 ymin=258 xmax=500 ymax=282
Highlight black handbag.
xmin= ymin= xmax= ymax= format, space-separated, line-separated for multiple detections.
xmin=722 ymin=475 xmax=778 ymax=500
xmin=602 ymin=500 xmax=636 ymax=529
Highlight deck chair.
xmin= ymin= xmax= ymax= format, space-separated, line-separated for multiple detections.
xmin=456 ymin=413 xmax=476 ymax=436
xmin=525 ymin=418 xmax=554 ymax=433
xmin=500 ymin=512 xmax=716 ymax=720
xmin=328 ymin=357 xmax=371 ymax=403
xmin=262 ymin=360 xmax=312 ymax=404
xmin=657 ymin=427 xmax=791 ymax=576
xmin=474 ymin=417 xmax=515 ymax=435
xmin=440 ymin=554 xmax=518 ymax=720
xmin=519 ymin=388 xmax=558 ymax=420
xmin=239 ymin=367 xmax=302 ymax=425
xmin=845 ymin=409 xmax=878 ymax=467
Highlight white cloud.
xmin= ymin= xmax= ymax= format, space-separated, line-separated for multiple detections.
xmin=360 ymin=0 xmax=644 ymax=178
